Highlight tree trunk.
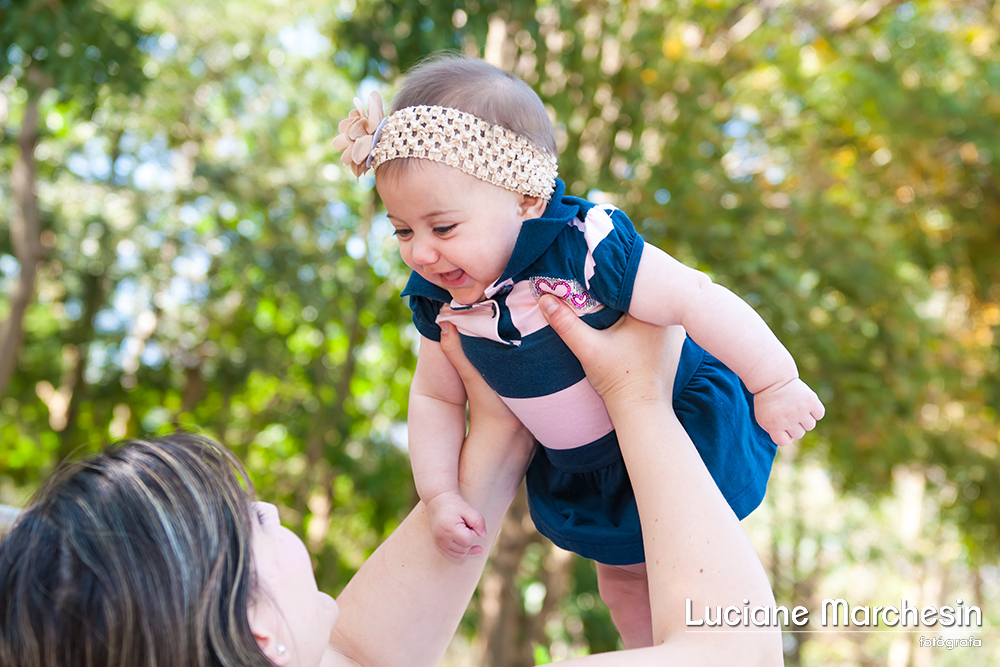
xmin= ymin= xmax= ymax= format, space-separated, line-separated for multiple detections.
xmin=887 ymin=465 xmax=927 ymax=667
xmin=0 ymin=85 xmax=43 ymax=400
xmin=58 ymin=271 xmax=104 ymax=462
xmin=478 ymin=484 xmax=536 ymax=667
xmin=528 ymin=544 xmax=575 ymax=649
xmin=59 ymin=129 xmax=122 ymax=456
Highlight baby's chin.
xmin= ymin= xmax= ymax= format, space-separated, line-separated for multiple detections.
xmin=448 ymin=292 xmax=483 ymax=306
xmin=444 ymin=284 xmax=491 ymax=306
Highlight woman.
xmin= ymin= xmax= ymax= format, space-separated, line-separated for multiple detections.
xmin=0 ymin=297 xmax=781 ymax=666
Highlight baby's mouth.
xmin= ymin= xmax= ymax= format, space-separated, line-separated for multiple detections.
xmin=438 ymin=269 xmax=467 ymax=286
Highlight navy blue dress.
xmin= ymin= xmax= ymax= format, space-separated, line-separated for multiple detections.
xmin=403 ymin=180 xmax=776 ymax=565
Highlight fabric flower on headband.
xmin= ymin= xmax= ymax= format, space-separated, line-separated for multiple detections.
xmin=332 ymin=91 xmax=385 ymax=178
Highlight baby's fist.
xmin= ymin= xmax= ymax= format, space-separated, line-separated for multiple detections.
xmin=426 ymin=491 xmax=487 ymax=559
xmin=754 ymin=378 xmax=825 ymax=446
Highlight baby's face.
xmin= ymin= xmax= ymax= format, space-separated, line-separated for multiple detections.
xmin=377 ymin=161 xmax=535 ymax=305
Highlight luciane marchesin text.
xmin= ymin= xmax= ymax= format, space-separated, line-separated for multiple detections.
xmin=686 ymin=598 xmax=982 ymax=628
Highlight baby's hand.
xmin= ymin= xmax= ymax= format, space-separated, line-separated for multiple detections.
xmin=754 ymin=378 xmax=825 ymax=446
xmin=426 ymin=490 xmax=487 ymax=559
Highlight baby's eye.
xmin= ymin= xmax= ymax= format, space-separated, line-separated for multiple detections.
xmin=433 ymin=225 xmax=457 ymax=236
xmin=392 ymin=228 xmax=412 ymax=239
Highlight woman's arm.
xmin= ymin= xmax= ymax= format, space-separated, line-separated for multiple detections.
xmin=537 ymin=295 xmax=783 ymax=666
xmin=327 ymin=323 xmax=535 ymax=667
xmin=328 ymin=301 xmax=783 ymax=667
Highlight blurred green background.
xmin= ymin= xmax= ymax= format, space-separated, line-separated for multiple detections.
xmin=1 ymin=0 xmax=998 ymax=664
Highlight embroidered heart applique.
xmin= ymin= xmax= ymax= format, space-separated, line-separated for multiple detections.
xmin=529 ymin=276 xmax=601 ymax=313
xmin=535 ymin=278 xmax=572 ymax=299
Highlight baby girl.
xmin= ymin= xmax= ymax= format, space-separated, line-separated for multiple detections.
xmin=334 ymin=55 xmax=824 ymax=647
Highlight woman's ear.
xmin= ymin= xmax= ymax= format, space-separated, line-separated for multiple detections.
xmin=518 ymin=194 xmax=547 ymax=220
xmin=248 ymin=602 xmax=291 ymax=666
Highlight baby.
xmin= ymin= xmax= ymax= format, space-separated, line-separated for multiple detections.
xmin=334 ymin=55 xmax=824 ymax=647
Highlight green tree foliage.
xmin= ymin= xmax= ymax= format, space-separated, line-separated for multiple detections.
xmin=336 ymin=0 xmax=999 ymax=556
xmin=0 ymin=0 xmax=144 ymax=99
xmin=1 ymin=0 xmax=416 ymax=593
xmin=1 ymin=0 xmax=998 ymax=663
xmin=0 ymin=0 xmax=145 ymax=402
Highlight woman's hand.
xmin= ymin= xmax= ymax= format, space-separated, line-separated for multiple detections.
xmin=438 ymin=322 xmax=528 ymax=438
xmin=537 ymin=295 xmax=682 ymax=414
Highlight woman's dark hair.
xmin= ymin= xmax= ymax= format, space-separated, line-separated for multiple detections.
xmin=0 ymin=434 xmax=272 ymax=667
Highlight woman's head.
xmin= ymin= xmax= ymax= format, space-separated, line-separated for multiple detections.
xmin=0 ymin=434 xmax=336 ymax=667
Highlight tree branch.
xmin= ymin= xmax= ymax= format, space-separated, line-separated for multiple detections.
xmin=828 ymin=0 xmax=906 ymax=35
xmin=0 ymin=83 xmax=44 ymax=400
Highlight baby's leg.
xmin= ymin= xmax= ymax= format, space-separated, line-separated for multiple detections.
xmin=595 ymin=561 xmax=653 ymax=648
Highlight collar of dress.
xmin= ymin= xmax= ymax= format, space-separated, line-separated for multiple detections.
xmin=401 ymin=179 xmax=580 ymax=304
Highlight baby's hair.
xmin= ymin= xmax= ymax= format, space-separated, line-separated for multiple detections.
xmin=378 ymin=53 xmax=556 ymax=182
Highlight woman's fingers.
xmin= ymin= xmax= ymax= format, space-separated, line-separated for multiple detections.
xmin=538 ymin=295 xmax=620 ymax=395
xmin=439 ymin=322 xmax=521 ymax=427
xmin=439 ymin=323 xmax=493 ymax=404
xmin=438 ymin=322 xmax=478 ymax=384
xmin=538 ymin=295 xmax=600 ymax=359
xmin=539 ymin=295 xmax=677 ymax=405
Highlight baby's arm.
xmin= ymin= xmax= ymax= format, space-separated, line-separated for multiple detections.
xmin=409 ymin=335 xmax=488 ymax=558
xmin=629 ymin=243 xmax=825 ymax=445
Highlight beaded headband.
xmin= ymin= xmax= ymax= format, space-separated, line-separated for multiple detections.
xmin=333 ymin=91 xmax=558 ymax=200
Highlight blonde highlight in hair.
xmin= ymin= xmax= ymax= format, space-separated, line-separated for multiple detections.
xmin=0 ymin=434 xmax=272 ymax=667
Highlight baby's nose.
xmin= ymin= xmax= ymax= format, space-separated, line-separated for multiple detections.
xmin=411 ymin=238 xmax=439 ymax=265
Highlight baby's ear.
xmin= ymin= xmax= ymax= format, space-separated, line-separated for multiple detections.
xmin=518 ymin=195 xmax=547 ymax=220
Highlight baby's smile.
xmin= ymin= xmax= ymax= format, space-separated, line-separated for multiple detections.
xmin=436 ymin=268 xmax=468 ymax=288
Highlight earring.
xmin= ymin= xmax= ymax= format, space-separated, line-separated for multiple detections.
xmin=277 ymin=645 xmax=287 ymax=656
